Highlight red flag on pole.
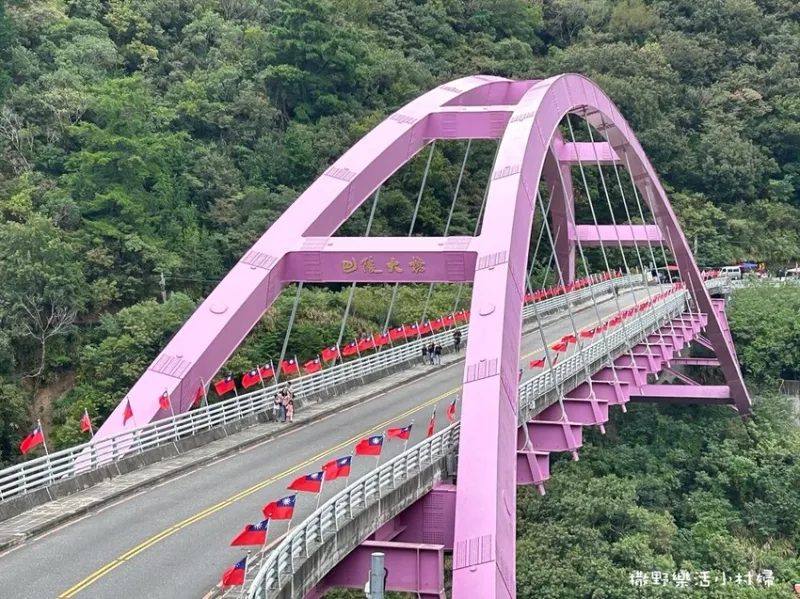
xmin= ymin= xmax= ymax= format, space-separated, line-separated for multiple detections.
xmin=230 ymin=520 xmax=269 ymax=546
xmin=446 ymin=398 xmax=457 ymax=423
xmin=262 ymin=495 xmax=296 ymax=520
xmin=123 ymin=400 xmax=134 ymax=425
xmin=19 ymin=424 xmax=44 ymax=454
xmin=241 ymin=369 xmax=262 ymax=389
xmin=287 ymin=471 xmax=323 ymax=493
xmin=221 ymin=557 xmax=247 ymax=586
xmin=80 ymin=410 xmax=92 ymax=434
xmin=355 ymin=435 xmax=384 ymax=456
xmin=427 ymin=408 xmax=436 ymax=437
xmin=192 ymin=385 xmax=204 ymax=407
xmin=387 ymin=425 xmax=412 ymax=441
xmin=322 ymin=456 xmax=352 ymax=481
xmin=214 ymin=375 xmax=236 ymax=396
xmin=280 ymin=358 xmax=299 ymax=375
xmin=529 ymin=358 xmax=545 ymax=369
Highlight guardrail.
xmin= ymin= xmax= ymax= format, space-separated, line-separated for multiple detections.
xmin=247 ymin=287 xmax=693 ymax=598
xmin=0 ymin=275 xmax=639 ymax=503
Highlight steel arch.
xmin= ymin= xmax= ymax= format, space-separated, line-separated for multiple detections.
xmin=450 ymin=73 xmax=750 ymax=599
xmin=94 ymin=75 xmax=538 ymax=440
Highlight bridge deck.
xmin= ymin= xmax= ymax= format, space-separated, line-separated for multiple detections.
xmin=0 ymin=288 xmax=653 ymax=599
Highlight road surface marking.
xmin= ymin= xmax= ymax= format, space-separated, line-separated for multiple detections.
xmin=58 ymin=294 xmax=643 ymax=597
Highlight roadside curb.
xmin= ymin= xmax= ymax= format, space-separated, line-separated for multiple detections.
xmin=0 ymin=288 xmax=624 ymax=555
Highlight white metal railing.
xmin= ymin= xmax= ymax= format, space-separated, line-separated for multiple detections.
xmin=247 ymin=288 xmax=694 ymax=598
xmin=0 ymin=275 xmax=638 ymax=503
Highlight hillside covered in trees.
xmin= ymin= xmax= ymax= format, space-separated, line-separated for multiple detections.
xmin=1 ymin=0 xmax=800 ymax=462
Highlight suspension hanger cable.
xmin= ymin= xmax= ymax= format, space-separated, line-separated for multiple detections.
xmin=452 ymin=139 xmax=502 ymax=314
xmin=526 ymin=186 xmax=556 ymax=295
xmin=553 ymin=118 xmax=622 ymax=388
xmin=421 ymin=140 xmax=471 ymax=323
xmin=586 ymin=118 xmax=663 ymax=366
xmin=530 ymin=180 xmax=598 ymax=424
xmin=382 ymin=141 xmax=437 ymax=333
xmin=335 ymin=187 xmax=383 ymax=355
xmin=567 ymin=114 xmax=633 ymax=346
xmin=274 ymin=282 xmax=303 ymax=384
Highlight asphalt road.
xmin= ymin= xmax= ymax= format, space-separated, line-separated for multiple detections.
xmin=0 ymin=287 xmax=655 ymax=599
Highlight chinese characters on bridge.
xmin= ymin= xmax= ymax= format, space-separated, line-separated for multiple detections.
xmin=341 ymin=257 xmax=427 ymax=275
xmin=630 ymin=570 xmax=774 ymax=588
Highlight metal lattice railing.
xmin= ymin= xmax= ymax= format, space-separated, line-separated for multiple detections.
xmin=247 ymin=288 xmax=695 ymax=598
xmin=0 ymin=276 xmax=639 ymax=503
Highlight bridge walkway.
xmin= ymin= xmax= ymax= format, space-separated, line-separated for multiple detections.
xmin=0 ymin=288 xmax=647 ymax=599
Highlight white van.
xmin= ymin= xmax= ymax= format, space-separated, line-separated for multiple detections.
xmin=720 ymin=265 xmax=742 ymax=280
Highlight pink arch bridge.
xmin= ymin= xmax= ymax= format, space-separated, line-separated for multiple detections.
xmin=98 ymin=73 xmax=749 ymax=599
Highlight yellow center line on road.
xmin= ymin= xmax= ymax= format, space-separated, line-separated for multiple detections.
xmin=58 ymin=294 xmax=643 ymax=597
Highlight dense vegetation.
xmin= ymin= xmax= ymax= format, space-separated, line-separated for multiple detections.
xmin=1 ymin=0 xmax=799 ymax=459
xmin=324 ymin=289 xmax=800 ymax=598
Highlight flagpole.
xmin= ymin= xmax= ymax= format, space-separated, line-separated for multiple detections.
xmin=344 ymin=452 xmax=354 ymax=488
xmin=403 ymin=420 xmax=414 ymax=453
xmin=315 ymin=475 xmax=325 ymax=511
xmin=165 ymin=388 xmax=178 ymax=440
xmin=39 ymin=419 xmax=53 ymax=485
xmin=375 ymin=435 xmax=384 ymax=468
xmin=85 ymin=408 xmax=95 ymax=438
xmin=200 ymin=378 xmax=209 ymax=408
xmin=240 ymin=551 xmax=250 ymax=599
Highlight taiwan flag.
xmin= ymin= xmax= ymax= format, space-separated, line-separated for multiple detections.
xmin=288 ymin=471 xmax=324 ymax=493
xmin=430 ymin=318 xmax=443 ymax=331
xmin=19 ymin=424 xmax=44 ymax=454
xmin=403 ymin=323 xmax=418 ymax=337
xmin=230 ymin=519 xmax=269 ymax=546
xmin=214 ymin=375 xmax=236 ymax=396
xmin=579 ymin=328 xmax=596 ymax=339
xmin=321 ymin=345 xmax=340 ymax=362
xmin=123 ymin=400 xmax=134 ymax=425
xmin=418 ymin=322 xmax=432 ymax=335
xmin=529 ymin=358 xmax=545 ymax=369
xmin=241 ymin=369 xmax=262 ymax=389
xmin=322 ymin=456 xmax=352 ymax=481
xmin=263 ymin=495 xmax=296 ymax=520
xmin=158 ymin=391 xmax=171 ymax=411
xmin=357 ymin=336 xmax=375 ymax=352
xmin=426 ymin=408 xmax=436 ymax=437
xmin=259 ymin=363 xmax=275 ymax=380
xmin=304 ymin=358 xmax=322 ymax=374
xmin=80 ymin=409 xmax=93 ymax=434
xmin=280 ymin=358 xmax=299 ymax=375
xmin=446 ymin=398 xmax=457 ymax=423
xmin=389 ymin=326 xmax=406 ymax=341
xmin=454 ymin=310 xmax=468 ymax=322
xmin=442 ymin=314 xmax=455 ymax=326
xmin=355 ymin=435 xmax=384 ymax=456
xmin=387 ymin=424 xmax=412 ymax=441
xmin=192 ymin=385 xmax=205 ymax=407
xmin=341 ymin=341 xmax=359 ymax=357
xmin=551 ymin=341 xmax=569 ymax=353
xmin=561 ymin=334 xmax=577 ymax=344
xmin=374 ymin=332 xmax=391 ymax=347
xmin=221 ymin=557 xmax=247 ymax=587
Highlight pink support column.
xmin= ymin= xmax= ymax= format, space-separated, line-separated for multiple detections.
xmin=544 ymin=134 xmax=576 ymax=283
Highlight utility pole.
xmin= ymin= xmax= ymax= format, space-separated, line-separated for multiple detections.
xmin=366 ymin=552 xmax=385 ymax=599
xmin=159 ymin=271 xmax=167 ymax=303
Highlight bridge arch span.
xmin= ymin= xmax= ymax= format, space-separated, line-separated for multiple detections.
xmin=452 ymin=73 xmax=750 ymax=599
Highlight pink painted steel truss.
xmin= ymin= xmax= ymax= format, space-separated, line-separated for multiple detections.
xmin=94 ymin=74 xmax=750 ymax=599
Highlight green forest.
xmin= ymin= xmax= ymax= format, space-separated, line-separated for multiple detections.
xmin=3 ymin=0 xmax=800 ymax=457
xmin=2 ymin=0 xmax=800 ymax=596
xmin=324 ymin=285 xmax=800 ymax=598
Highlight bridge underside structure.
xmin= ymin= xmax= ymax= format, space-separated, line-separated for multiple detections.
xmin=96 ymin=74 xmax=749 ymax=599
